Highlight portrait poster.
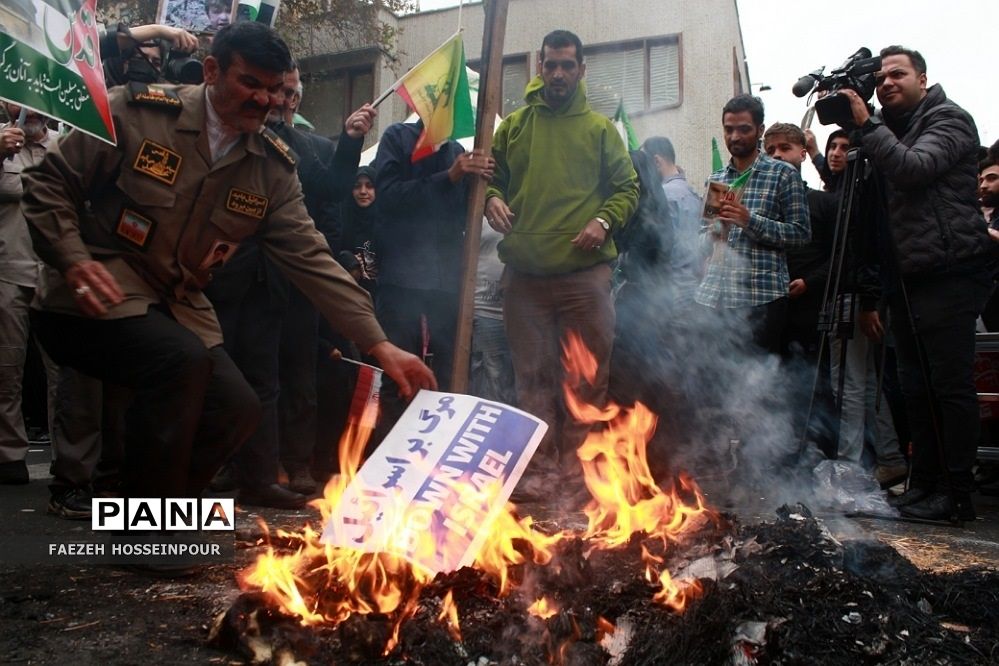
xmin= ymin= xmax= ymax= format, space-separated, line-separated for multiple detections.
xmin=156 ymin=0 xmax=236 ymax=34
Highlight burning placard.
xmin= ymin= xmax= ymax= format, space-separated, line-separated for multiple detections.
xmin=322 ymin=391 xmax=547 ymax=575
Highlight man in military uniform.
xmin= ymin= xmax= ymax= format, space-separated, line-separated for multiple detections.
xmin=21 ymin=21 xmax=434 ymax=501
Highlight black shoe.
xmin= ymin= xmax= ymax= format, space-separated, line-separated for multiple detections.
xmin=900 ymin=491 xmax=975 ymax=522
xmin=287 ymin=468 xmax=317 ymax=496
xmin=887 ymin=486 xmax=931 ymax=508
xmin=48 ymin=487 xmax=93 ymax=520
xmin=0 ymin=460 xmax=29 ymax=485
xmin=238 ymin=484 xmax=309 ymax=510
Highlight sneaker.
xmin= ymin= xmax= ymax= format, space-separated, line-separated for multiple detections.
xmin=287 ymin=468 xmax=317 ymax=496
xmin=48 ymin=488 xmax=93 ymax=520
xmin=874 ymin=464 xmax=908 ymax=490
xmin=0 ymin=460 xmax=29 ymax=485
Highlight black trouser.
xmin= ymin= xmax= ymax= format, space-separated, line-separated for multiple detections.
xmin=747 ymin=297 xmax=789 ymax=356
xmin=889 ymin=272 xmax=991 ymax=495
xmin=278 ymin=286 xmax=319 ymax=474
xmin=373 ymin=285 xmax=458 ymax=440
xmin=206 ymin=248 xmax=284 ymax=490
xmin=31 ymin=308 xmax=260 ymax=498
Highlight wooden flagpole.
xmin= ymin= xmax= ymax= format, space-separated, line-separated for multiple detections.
xmin=449 ymin=0 xmax=510 ymax=393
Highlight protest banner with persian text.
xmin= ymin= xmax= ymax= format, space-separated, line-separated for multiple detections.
xmin=0 ymin=0 xmax=115 ymax=143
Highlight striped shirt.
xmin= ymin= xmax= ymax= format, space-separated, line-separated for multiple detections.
xmin=695 ymin=152 xmax=810 ymax=308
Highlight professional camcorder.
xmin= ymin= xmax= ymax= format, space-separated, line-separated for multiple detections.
xmin=101 ymin=27 xmax=204 ymax=88
xmin=792 ymin=48 xmax=881 ymax=127
xmin=162 ymin=50 xmax=204 ymax=85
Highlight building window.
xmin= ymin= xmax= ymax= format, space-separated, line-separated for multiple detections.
xmin=500 ymin=56 xmax=529 ymax=116
xmin=467 ymin=55 xmax=530 ymax=117
xmin=300 ymin=67 xmax=374 ymax=139
xmin=584 ymin=36 xmax=681 ymax=118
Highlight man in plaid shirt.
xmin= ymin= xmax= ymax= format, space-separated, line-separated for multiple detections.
xmin=695 ymin=94 xmax=811 ymax=354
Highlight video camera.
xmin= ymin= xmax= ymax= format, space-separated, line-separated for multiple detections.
xmin=792 ymin=48 xmax=881 ymax=127
xmin=102 ymin=31 xmax=204 ymax=88
xmin=162 ymin=50 xmax=204 ymax=85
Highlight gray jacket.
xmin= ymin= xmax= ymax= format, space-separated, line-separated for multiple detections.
xmin=861 ymin=84 xmax=989 ymax=277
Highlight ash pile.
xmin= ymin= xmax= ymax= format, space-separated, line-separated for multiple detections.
xmin=209 ymin=504 xmax=999 ymax=665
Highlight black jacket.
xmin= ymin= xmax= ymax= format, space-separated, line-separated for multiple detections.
xmin=373 ymin=122 xmax=467 ymax=292
xmin=860 ymin=84 xmax=990 ymax=278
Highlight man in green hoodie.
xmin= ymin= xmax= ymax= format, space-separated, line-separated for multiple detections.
xmin=485 ymin=30 xmax=639 ymax=500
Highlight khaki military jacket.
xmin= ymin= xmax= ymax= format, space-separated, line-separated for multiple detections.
xmin=21 ymin=84 xmax=385 ymax=350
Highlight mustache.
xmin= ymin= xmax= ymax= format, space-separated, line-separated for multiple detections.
xmin=241 ymin=101 xmax=269 ymax=113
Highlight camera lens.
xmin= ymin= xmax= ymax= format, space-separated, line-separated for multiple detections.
xmin=165 ymin=55 xmax=204 ymax=85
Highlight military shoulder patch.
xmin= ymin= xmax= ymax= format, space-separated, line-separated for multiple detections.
xmin=260 ymin=127 xmax=298 ymax=167
xmin=126 ymin=82 xmax=183 ymax=111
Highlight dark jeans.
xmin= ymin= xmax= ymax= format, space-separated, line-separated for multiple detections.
xmin=31 ymin=308 xmax=259 ymax=497
xmin=470 ymin=315 xmax=516 ymax=405
xmin=889 ymin=272 xmax=991 ymax=494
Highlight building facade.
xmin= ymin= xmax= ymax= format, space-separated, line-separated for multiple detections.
xmin=297 ymin=0 xmax=750 ymax=187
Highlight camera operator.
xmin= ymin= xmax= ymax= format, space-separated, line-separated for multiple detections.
xmin=840 ymin=46 xmax=992 ymax=522
xmin=100 ymin=23 xmax=199 ymax=87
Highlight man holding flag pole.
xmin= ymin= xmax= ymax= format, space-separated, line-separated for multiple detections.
xmin=371 ymin=30 xmax=494 ymax=434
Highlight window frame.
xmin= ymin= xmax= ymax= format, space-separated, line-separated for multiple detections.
xmin=466 ymin=53 xmax=532 ymax=117
xmin=299 ymin=64 xmax=376 ymax=139
xmin=581 ymin=34 xmax=683 ymax=118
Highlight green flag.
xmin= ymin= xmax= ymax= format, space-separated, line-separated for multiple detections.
xmin=711 ymin=137 xmax=724 ymax=172
xmin=0 ymin=0 xmax=116 ymax=144
xmin=613 ymin=99 xmax=639 ymax=151
xmin=237 ymin=0 xmax=262 ymax=21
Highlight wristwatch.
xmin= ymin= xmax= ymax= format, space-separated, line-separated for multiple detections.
xmin=595 ymin=217 xmax=610 ymax=232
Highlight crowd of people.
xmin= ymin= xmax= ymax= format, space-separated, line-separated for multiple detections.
xmin=1 ymin=22 xmax=997 ymax=535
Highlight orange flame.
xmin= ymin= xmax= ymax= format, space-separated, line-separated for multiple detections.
xmin=438 ymin=590 xmax=462 ymax=642
xmin=527 ymin=596 xmax=559 ymax=619
xmin=562 ymin=330 xmax=714 ymax=607
xmin=596 ymin=615 xmax=616 ymax=641
xmin=240 ymin=332 xmax=715 ymax=655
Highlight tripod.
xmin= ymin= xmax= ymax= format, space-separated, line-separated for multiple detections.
xmin=797 ymin=145 xmax=959 ymax=522
xmin=798 ymin=146 xmax=870 ymax=461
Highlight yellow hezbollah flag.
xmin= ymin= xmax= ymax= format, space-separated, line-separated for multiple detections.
xmin=395 ymin=32 xmax=475 ymax=162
